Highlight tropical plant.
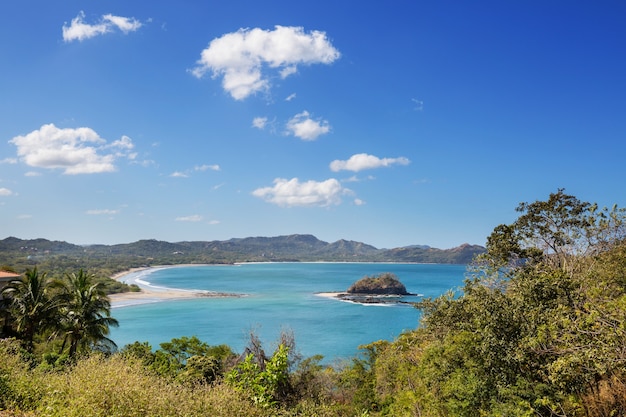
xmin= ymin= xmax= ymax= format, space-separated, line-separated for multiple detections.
xmin=0 ymin=267 xmax=60 ymax=352
xmin=227 ymin=343 xmax=291 ymax=408
xmin=56 ymin=269 xmax=118 ymax=357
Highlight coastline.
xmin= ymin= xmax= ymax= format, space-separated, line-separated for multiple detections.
xmin=109 ymin=265 xmax=242 ymax=308
xmin=315 ymin=292 xmax=347 ymax=299
xmin=315 ymin=291 xmax=420 ymax=306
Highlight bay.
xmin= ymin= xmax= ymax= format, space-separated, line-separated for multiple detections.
xmin=110 ymin=263 xmax=467 ymax=362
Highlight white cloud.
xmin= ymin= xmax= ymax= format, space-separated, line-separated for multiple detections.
xmin=109 ymin=135 xmax=134 ymax=150
xmin=25 ymin=171 xmax=41 ymax=177
xmin=170 ymin=171 xmax=189 ymax=178
xmin=102 ymin=14 xmax=143 ymax=33
xmin=354 ymin=198 xmax=366 ymax=206
xmin=191 ymin=25 xmax=340 ymax=100
xmin=17 ymin=214 xmax=32 ymax=220
xmin=86 ymin=209 xmax=119 ymax=215
xmin=252 ymin=117 xmax=268 ymax=130
xmin=9 ymin=124 xmax=135 ymax=175
xmin=330 ymin=153 xmax=410 ymax=172
xmin=195 ymin=164 xmax=220 ymax=172
xmin=280 ymin=66 xmax=298 ymax=78
xmin=0 ymin=158 xmax=17 ymax=164
xmin=176 ymin=215 xmax=203 ymax=222
xmin=63 ymin=11 xmax=142 ymax=42
xmin=285 ymin=93 xmax=297 ymax=101
xmin=252 ymin=177 xmax=348 ymax=207
xmin=285 ymin=111 xmax=331 ymax=141
xmin=0 ymin=188 xmax=14 ymax=197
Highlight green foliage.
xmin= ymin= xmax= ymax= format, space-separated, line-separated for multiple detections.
xmin=38 ymin=351 xmax=69 ymax=371
xmin=55 ymin=269 xmax=119 ymax=357
xmin=120 ymin=336 xmax=235 ymax=384
xmin=227 ymin=344 xmax=291 ymax=408
xmin=1 ymin=268 xmax=118 ymax=360
xmin=1 ymin=268 xmax=60 ymax=352
xmin=365 ymin=190 xmax=626 ymax=416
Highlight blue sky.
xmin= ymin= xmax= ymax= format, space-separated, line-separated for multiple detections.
xmin=1 ymin=1 xmax=625 ymax=249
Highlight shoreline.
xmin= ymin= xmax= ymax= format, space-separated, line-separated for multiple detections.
xmin=109 ymin=265 xmax=243 ymax=308
xmin=315 ymin=291 xmax=421 ymax=306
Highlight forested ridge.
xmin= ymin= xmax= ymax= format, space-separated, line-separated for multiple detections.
xmin=0 ymin=235 xmax=484 ymax=291
xmin=0 ymin=234 xmax=484 ymax=265
xmin=1 ymin=190 xmax=625 ymax=416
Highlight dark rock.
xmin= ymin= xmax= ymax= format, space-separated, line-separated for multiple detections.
xmin=346 ymin=272 xmax=410 ymax=295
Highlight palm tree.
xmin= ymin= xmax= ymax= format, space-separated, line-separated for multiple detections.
xmin=0 ymin=268 xmax=59 ymax=352
xmin=57 ymin=269 xmax=119 ymax=357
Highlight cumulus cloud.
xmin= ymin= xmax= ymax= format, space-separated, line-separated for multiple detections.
xmin=252 ymin=177 xmax=348 ymax=207
xmin=330 ymin=153 xmax=410 ymax=172
xmin=191 ymin=25 xmax=340 ymax=100
xmin=285 ymin=111 xmax=331 ymax=141
xmin=170 ymin=171 xmax=189 ymax=178
xmin=62 ymin=11 xmax=142 ymax=42
xmin=9 ymin=124 xmax=135 ymax=175
xmin=0 ymin=188 xmax=14 ymax=197
xmin=252 ymin=117 xmax=268 ymax=130
xmin=176 ymin=215 xmax=203 ymax=222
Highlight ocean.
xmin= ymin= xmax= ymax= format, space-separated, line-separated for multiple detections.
xmin=110 ymin=263 xmax=467 ymax=362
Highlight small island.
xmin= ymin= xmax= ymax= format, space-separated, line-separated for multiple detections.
xmin=328 ymin=272 xmax=416 ymax=305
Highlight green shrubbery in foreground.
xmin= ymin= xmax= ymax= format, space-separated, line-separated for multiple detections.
xmin=2 ymin=190 xmax=626 ymax=416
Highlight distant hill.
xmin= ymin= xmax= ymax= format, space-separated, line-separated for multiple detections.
xmin=382 ymin=243 xmax=486 ymax=264
xmin=0 ymin=235 xmax=486 ymax=277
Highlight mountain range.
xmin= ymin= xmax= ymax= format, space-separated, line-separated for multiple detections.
xmin=1 ymin=235 xmax=485 ymax=267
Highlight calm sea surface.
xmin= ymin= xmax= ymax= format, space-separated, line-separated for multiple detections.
xmin=110 ymin=263 xmax=467 ymax=362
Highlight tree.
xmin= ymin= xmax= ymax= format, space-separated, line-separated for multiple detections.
xmin=371 ymin=191 xmax=626 ymax=416
xmin=227 ymin=344 xmax=291 ymax=408
xmin=481 ymin=188 xmax=625 ymax=275
xmin=56 ymin=269 xmax=118 ymax=357
xmin=0 ymin=268 xmax=59 ymax=352
xmin=152 ymin=335 xmax=234 ymax=379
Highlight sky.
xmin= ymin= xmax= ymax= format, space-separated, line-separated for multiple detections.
xmin=1 ymin=1 xmax=625 ymax=249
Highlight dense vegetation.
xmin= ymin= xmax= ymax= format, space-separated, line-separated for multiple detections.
xmin=1 ymin=269 xmax=118 ymax=359
xmin=1 ymin=190 xmax=625 ymax=416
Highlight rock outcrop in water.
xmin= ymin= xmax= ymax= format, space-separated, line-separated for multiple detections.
xmin=346 ymin=272 xmax=409 ymax=295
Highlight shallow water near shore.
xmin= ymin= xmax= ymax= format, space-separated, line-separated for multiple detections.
xmin=110 ymin=263 xmax=467 ymax=362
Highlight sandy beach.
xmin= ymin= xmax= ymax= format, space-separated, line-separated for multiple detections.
xmin=315 ymin=292 xmax=347 ymax=299
xmin=109 ymin=266 xmax=242 ymax=308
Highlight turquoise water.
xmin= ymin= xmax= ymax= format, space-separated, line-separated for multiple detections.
xmin=110 ymin=263 xmax=467 ymax=362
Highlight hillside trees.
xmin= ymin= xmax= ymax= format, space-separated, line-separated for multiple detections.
xmin=365 ymin=190 xmax=626 ymax=416
xmin=1 ymin=268 xmax=118 ymax=357
xmin=1 ymin=267 xmax=59 ymax=352
xmin=55 ymin=269 xmax=118 ymax=357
